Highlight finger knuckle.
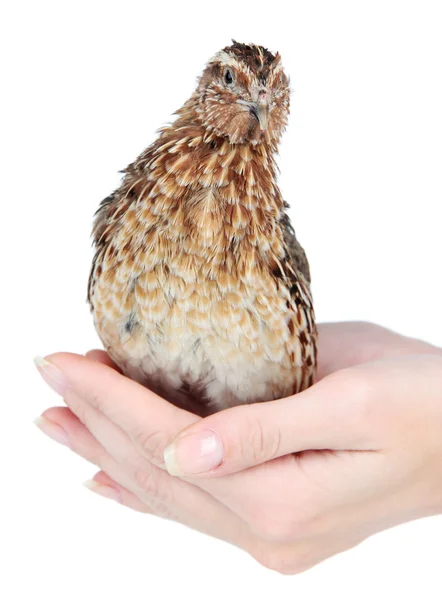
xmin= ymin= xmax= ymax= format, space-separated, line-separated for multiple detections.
xmin=354 ymin=321 xmax=387 ymax=336
xmin=132 ymin=460 xmax=159 ymax=495
xmin=346 ymin=371 xmax=376 ymax=423
xmin=133 ymin=428 xmax=169 ymax=464
xmin=71 ymin=436 xmax=109 ymax=469
xmin=327 ymin=368 xmax=376 ymax=426
xmin=81 ymin=388 xmax=106 ymax=413
xmin=64 ymin=390 xmax=92 ymax=426
xmin=88 ymin=446 xmax=111 ymax=469
xmin=240 ymin=414 xmax=282 ymax=465
xmin=63 ymin=388 xmax=82 ymax=413
xmin=131 ymin=459 xmax=172 ymax=510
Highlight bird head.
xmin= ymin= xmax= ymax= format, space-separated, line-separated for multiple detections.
xmin=196 ymin=41 xmax=291 ymax=145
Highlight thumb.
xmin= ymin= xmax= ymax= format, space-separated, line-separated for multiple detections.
xmin=163 ymin=371 xmax=375 ymax=477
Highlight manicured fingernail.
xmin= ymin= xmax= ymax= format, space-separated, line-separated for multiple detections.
xmin=34 ymin=415 xmax=71 ymax=447
xmin=163 ymin=430 xmax=224 ymax=476
xmin=34 ymin=356 xmax=69 ymax=395
xmin=83 ymin=480 xmax=122 ymax=503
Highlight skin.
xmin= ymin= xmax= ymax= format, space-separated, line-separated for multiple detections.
xmin=34 ymin=322 xmax=442 ymax=575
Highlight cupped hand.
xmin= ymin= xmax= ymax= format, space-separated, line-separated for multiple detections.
xmin=34 ymin=322 xmax=442 ymax=574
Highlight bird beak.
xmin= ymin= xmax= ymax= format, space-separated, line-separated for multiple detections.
xmin=253 ymin=90 xmax=270 ymax=130
xmin=237 ymin=95 xmax=270 ymax=131
xmin=254 ymin=102 xmax=269 ymax=131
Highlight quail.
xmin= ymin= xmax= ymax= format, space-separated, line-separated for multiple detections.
xmin=88 ymin=41 xmax=317 ymax=416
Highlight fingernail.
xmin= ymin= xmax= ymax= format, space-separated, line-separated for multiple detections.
xmin=83 ymin=480 xmax=122 ymax=503
xmin=163 ymin=430 xmax=224 ymax=476
xmin=34 ymin=356 xmax=69 ymax=395
xmin=34 ymin=415 xmax=71 ymax=448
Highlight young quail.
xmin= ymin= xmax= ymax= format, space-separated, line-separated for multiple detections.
xmin=88 ymin=41 xmax=317 ymax=416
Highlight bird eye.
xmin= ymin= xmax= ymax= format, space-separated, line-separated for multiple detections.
xmin=224 ymin=69 xmax=234 ymax=86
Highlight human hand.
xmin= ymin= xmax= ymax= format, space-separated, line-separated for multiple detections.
xmin=34 ymin=322 xmax=442 ymax=574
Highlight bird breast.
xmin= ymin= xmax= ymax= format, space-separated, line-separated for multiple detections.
xmin=89 ymin=136 xmax=315 ymax=413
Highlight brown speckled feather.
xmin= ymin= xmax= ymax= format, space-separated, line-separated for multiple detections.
xmin=88 ymin=42 xmax=317 ymax=416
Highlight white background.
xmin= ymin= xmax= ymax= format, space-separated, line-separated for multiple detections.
xmin=1 ymin=0 xmax=441 ymax=598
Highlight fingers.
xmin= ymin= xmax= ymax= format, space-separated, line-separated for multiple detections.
xmin=163 ymin=370 xmax=379 ymax=478
xmin=37 ymin=405 xmax=183 ymax=517
xmin=164 ymin=353 xmax=442 ymax=480
xmin=37 ymin=406 xmax=109 ymax=459
xmin=316 ymin=321 xmax=400 ymax=378
xmin=85 ymin=349 xmax=123 ymax=372
xmin=316 ymin=321 xmax=442 ymax=379
xmin=35 ymin=401 xmax=255 ymax=548
xmin=35 ymin=352 xmax=199 ymax=466
xmin=45 ymin=390 xmax=194 ymax=517
xmin=85 ymin=471 xmax=153 ymax=513
xmin=37 ymin=406 xmax=157 ymax=510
